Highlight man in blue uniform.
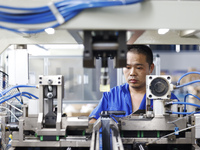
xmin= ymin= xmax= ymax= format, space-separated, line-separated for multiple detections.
xmin=89 ymin=45 xmax=176 ymax=123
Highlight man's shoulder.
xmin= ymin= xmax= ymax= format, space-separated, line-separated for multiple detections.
xmin=109 ymin=83 xmax=129 ymax=94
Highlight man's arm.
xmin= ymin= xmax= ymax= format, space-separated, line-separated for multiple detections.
xmin=89 ymin=118 xmax=97 ymax=124
xmin=88 ymin=92 xmax=109 ymax=124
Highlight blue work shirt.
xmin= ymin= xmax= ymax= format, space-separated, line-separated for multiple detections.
xmin=89 ymin=83 xmax=178 ymax=119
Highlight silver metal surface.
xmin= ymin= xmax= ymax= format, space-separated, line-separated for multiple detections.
xmin=61 ymin=137 xmax=90 ymax=147
xmin=195 ymin=114 xmax=200 ymax=138
xmin=1 ymin=116 xmax=7 ymax=150
xmin=38 ymin=75 xmax=63 ymax=86
xmin=96 ymin=131 xmax=100 ymax=150
xmin=153 ymin=100 xmax=165 ymax=117
xmin=121 ymin=116 xmax=187 ymax=131
xmin=37 ymin=113 xmax=43 ymax=130
xmin=36 ymin=129 xmax=66 ymax=136
xmin=90 ymin=131 xmax=95 ymax=150
xmin=154 ymin=54 xmax=160 ymax=75
xmin=24 ymin=116 xmax=38 ymax=130
xmin=112 ymin=130 xmax=124 ymax=150
xmin=19 ymin=119 xmax=24 ymax=142
xmin=56 ymin=112 xmax=62 ymax=130
xmin=12 ymin=140 xmax=60 ymax=147
xmin=62 ymin=117 xmax=89 ymax=128
xmin=122 ymin=136 xmax=193 ymax=145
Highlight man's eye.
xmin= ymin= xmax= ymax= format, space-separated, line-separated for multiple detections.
xmin=126 ymin=66 xmax=131 ymax=69
xmin=137 ymin=67 xmax=142 ymax=69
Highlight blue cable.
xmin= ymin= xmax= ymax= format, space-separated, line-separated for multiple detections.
xmin=0 ymin=85 xmax=38 ymax=104
xmin=0 ymin=94 xmax=21 ymax=104
xmin=171 ymin=101 xmax=200 ymax=108
xmin=183 ymin=93 xmax=200 ymax=112
xmin=0 ymin=92 xmax=38 ymax=105
xmin=176 ymin=80 xmax=200 ymax=89
xmin=171 ymin=111 xmax=200 ymax=115
xmin=1 ymin=10 xmax=80 ymax=34
xmin=0 ymin=85 xmax=37 ymax=97
xmin=177 ymin=71 xmax=200 ymax=85
xmin=0 ymin=0 xmax=143 ymax=33
xmin=0 ymin=93 xmax=24 ymax=104
xmin=0 ymin=92 xmax=39 ymax=101
xmin=21 ymin=92 xmax=39 ymax=99
xmin=14 ymin=96 xmax=23 ymax=104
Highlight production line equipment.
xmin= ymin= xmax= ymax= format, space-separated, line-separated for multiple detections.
xmin=10 ymin=75 xmax=91 ymax=150
xmin=6 ymin=73 xmax=200 ymax=150
xmin=90 ymin=74 xmax=200 ymax=150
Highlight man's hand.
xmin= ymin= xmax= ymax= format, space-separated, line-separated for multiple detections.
xmin=89 ymin=118 xmax=97 ymax=124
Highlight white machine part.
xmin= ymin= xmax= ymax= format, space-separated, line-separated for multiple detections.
xmin=146 ymin=75 xmax=174 ymax=117
xmin=146 ymin=75 xmax=173 ymax=99
xmin=195 ymin=114 xmax=200 ymax=139
xmin=28 ymin=99 xmax=39 ymax=116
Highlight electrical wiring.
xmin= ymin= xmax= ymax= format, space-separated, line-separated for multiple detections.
xmin=183 ymin=93 xmax=200 ymax=112
xmin=177 ymin=71 xmax=200 ymax=85
xmin=0 ymin=0 xmax=143 ymax=34
xmin=146 ymin=123 xmax=200 ymax=145
xmin=0 ymin=106 xmax=19 ymax=121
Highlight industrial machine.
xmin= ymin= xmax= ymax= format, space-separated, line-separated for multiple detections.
xmin=0 ymin=73 xmax=199 ymax=150
xmin=0 ymin=28 xmax=200 ymax=150
xmin=9 ymin=75 xmax=90 ymax=150
xmin=1 ymin=0 xmax=200 ymax=150
xmin=90 ymin=74 xmax=200 ymax=150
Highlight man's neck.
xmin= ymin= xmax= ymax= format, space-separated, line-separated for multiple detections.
xmin=129 ymin=86 xmax=146 ymax=112
xmin=129 ymin=86 xmax=146 ymax=95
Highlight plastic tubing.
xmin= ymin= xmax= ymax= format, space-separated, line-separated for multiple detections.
xmin=172 ymin=101 xmax=200 ymax=108
xmin=176 ymin=80 xmax=200 ymax=89
xmin=0 ymin=92 xmax=38 ymax=105
xmin=0 ymin=93 xmax=23 ymax=104
xmin=183 ymin=93 xmax=200 ymax=112
xmin=1 ymin=95 xmax=22 ymax=104
xmin=0 ymin=0 xmax=143 ymax=33
xmin=177 ymin=71 xmax=200 ymax=84
xmin=21 ymin=92 xmax=39 ymax=99
xmin=171 ymin=111 xmax=200 ymax=115
xmin=1 ymin=10 xmax=80 ymax=34
xmin=0 ymin=85 xmax=37 ymax=97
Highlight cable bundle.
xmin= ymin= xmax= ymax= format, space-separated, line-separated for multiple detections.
xmin=0 ymin=0 xmax=143 ymax=34
xmin=0 ymin=85 xmax=38 ymax=105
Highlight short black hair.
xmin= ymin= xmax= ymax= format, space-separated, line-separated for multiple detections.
xmin=127 ymin=45 xmax=153 ymax=67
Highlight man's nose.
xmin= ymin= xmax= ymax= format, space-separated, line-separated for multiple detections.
xmin=130 ymin=68 xmax=136 ymax=76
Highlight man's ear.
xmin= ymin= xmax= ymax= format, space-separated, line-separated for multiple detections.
xmin=149 ymin=63 xmax=154 ymax=74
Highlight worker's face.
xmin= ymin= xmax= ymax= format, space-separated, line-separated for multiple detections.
xmin=123 ymin=52 xmax=154 ymax=89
